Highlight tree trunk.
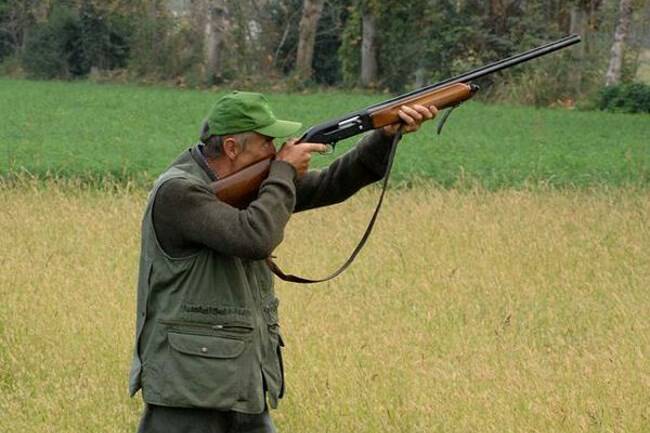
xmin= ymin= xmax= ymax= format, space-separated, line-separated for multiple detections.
xmin=489 ymin=0 xmax=504 ymax=34
xmin=635 ymin=0 xmax=650 ymax=82
xmin=295 ymin=0 xmax=325 ymax=81
xmin=605 ymin=0 xmax=632 ymax=86
xmin=360 ymin=8 xmax=377 ymax=87
xmin=204 ymin=1 xmax=228 ymax=84
xmin=2 ymin=0 xmax=39 ymax=55
xmin=569 ymin=4 xmax=587 ymax=93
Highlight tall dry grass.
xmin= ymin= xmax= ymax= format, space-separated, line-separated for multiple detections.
xmin=1 ymin=181 xmax=648 ymax=433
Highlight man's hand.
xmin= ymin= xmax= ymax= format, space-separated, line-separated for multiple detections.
xmin=382 ymin=104 xmax=438 ymax=136
xmin=276 ymin=140 xmax=328 ymax=178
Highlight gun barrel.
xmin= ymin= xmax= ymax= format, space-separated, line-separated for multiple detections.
xmin=300 ymin=34 xmax=581 ymax=144
xmin=368 ymin=34 xmax=581 ymax=111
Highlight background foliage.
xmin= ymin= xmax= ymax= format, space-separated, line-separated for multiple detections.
xmin=598 ymin=81 xmax=650 ymax=112
xmin=1 ymin=0 xmax=649 ymax=108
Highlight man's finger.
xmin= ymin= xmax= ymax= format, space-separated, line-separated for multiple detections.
xmin=400 ymin=105 xmax=423 ymax=121
xmin=298 ymin=142 xmax=329 ymax=153
xmin=411 ymin=104 xmax=434 ymax=119
xmin=397 ymin=109 xmax=416 ymax=125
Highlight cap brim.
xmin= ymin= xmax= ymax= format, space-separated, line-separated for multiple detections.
xmin=255 ymin=119 xmax=302 ymax=138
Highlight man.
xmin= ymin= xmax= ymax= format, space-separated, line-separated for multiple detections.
xmin=129 ymin=91 xmax=437 ymax=433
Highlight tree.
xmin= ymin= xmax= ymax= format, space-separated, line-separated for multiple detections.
xmin=22 ymin=4 xmax=84 ymax=79
xmin=360 ymin=1 xmax=377 ymax=87
xmin=605 ymin=0 xmax=633 ymax=86
xmin=295 ymin=0 xmax=325 ymax=81
xmin=0 ymin=0 xmax=47 ymax=61
xmin=202 ymin=0 xmax=228 ymax=84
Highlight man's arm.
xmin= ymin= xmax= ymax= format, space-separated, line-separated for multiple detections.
xmin=294 ymin=103 xmax=437 ymax=213
xmin=293 ymin=130 xmax=393 ymax=213
xmin=153 ymin=160 xmax=297 ymax=259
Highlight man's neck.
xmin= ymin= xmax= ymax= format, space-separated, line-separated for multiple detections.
xmin=195 ymin=143 xmax=226 ymax=179
xmin=206 ymin=156 xmax=233 ymax=179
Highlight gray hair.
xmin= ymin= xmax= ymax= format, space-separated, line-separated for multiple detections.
xmin=200 ymin=121 xmax=253 ymax=158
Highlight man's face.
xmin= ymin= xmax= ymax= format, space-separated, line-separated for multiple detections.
xmin=231 ymin=132 xmax=276 ymax=171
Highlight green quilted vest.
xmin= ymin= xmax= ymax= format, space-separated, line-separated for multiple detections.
xmin=128 ymin=148 xmax=285 ymax=414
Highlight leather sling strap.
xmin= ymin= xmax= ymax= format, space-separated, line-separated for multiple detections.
xmin=266 ymin=127 xmax=404 ymax=284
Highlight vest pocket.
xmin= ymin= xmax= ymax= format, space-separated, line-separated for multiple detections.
xmin=268 ymin=324 xmax=286 ymax=399
xmin=162 ymin=331 xmax=248 ymax=408
xmin=263 ymin=297 xmax=286 ymax=406
xmin=168 ymin=332 xmax=245 ymax=358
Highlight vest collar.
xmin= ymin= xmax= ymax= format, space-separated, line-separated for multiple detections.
xmin=190 ymin=143 xmax=219 ymax=181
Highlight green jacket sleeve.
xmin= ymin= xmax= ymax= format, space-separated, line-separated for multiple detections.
xmin=294 ymin=130 xmax=393 ymax=213
xmin=153 ymin=160 xmax=297 ymax=259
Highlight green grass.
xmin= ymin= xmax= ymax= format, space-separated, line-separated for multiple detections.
xmin=1 ymin=78 xmax=649 ymax=188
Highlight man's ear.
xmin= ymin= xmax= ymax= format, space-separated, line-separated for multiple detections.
xmin=222 ymin=137 xmax=240 ymax=161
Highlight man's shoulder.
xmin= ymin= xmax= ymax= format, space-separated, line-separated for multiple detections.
xmin=153 ymin=145 xmax=212 ymax=188
xmin=155 ymin=176 xmax=212 ymax=207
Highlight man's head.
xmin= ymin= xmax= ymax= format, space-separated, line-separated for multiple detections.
xmin=200 ymin=91 xmax=302 ymax=176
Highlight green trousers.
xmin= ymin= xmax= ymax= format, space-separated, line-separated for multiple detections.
xmin=136 ymin=404 xmax=277 ymax=433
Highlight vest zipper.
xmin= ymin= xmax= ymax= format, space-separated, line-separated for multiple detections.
xmin=159 ymin=319 xmax=254 ymax=333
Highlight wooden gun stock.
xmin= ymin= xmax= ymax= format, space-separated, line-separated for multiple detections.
xmin=369 ymin=82 xmax=475 ymax=128
xmin=210 ymin=157 xmax=273 ymax=209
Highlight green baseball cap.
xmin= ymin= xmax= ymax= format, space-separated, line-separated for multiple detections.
xmin=202 ymin=91 xmax=302 ymax=139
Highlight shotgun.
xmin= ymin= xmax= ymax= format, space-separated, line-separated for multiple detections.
xmin=212 ymin=34 xmax=581 ymax=209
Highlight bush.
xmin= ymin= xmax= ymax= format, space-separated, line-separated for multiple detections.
xmin=22 ymin=6 xmax=84 ymax=79
xmin=126 ymin=14 xmax=201 ymax=82
xmin=79 ymin=2 xmax=131 ymax=71
xmin=21 ymin=4 xmax=131 ymax=80
xmin=0 ymin=55 xmax=23 ymax=77
xmin=598 ymin=83 xmax=650 ymax=114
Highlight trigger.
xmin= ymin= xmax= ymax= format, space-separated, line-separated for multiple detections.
xmin=436 ymin=105 xmax=459 ymax=135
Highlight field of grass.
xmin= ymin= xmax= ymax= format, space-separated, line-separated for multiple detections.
xmin=1 ymin=78 xmax=649 ymax=189
xmin=1 ymin=181 xmax=648 ymax=433
xmin=1 ymin=78 xmax=649 ymax=431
